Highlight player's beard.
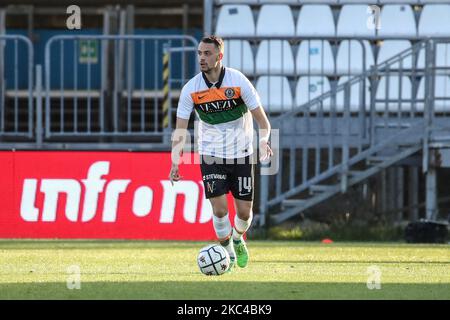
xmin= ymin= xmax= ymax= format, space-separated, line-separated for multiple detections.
xmin=200 ymin=61 xmax=220 ymax=74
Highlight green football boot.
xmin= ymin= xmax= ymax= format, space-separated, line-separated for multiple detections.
xmin=233 ymin=238 xmax=249 ymax=268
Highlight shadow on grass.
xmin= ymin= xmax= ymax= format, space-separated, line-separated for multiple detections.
xmin=0 ymin=281 xmax=449 ymax=300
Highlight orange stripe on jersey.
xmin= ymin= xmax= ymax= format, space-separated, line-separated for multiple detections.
xmin=191 ymin=87 xmax=241 ymax=104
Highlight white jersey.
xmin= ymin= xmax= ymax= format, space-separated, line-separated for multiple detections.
xmin=177 ymin=67 xmax=261 ymax=159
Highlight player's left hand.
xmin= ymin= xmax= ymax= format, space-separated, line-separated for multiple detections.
xmin=259 ymin=140 xmax=273 ymax=163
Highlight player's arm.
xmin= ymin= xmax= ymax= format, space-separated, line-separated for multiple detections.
xmin=251 ymin=106 xmax=273 ymax=161
xmin=170 ymin=81 xmax=193 ymax=184
xmin=169 ymin=117 xmax=189 ymax=185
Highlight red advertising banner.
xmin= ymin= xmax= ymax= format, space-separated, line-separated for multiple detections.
xmin=0 ymin=151 xmax=237 ymax=240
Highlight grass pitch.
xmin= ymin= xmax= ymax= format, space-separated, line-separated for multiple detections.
xmin=0 ymin=240 xmax=448 ymax=300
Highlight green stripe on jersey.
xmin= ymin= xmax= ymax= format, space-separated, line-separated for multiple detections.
xmin=195 ymin=104 xmax=248 ymax=125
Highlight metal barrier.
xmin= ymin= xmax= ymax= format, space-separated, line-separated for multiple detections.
xmin=258 ymin=38 xmax=450 ymax=226
xmin=0 ymin=35 xmax=34 ymax=140
xmin=44 ymin=34 xmax=198 ymax=145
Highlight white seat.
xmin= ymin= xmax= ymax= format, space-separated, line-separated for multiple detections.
xmin=296 ymin=40 xmax=335 ymax=75
xmin=420 ymin=0 xmax=450 ymax=4
xmin=256 ymin=76 xmax=293 ymax=113
xmin=378 ymin=5 xmax=417 ymax=38
xmin=337 ymin=5 xmax=376 ymax=38
xmin=299 ymin=0 xmax=337 ymax=3
xmin=295 ymin=76 xmax=332 ymax=111
xmin=339 ymin=0 xmax=379 ymax=3
xmin=296 ymin=5 xmax=335 ymax=37
xmin=259 ymin=0 xmax=298 ymax=3
xmin=336 ymin=40 xmax=375 ymax=75
xmin=336 ymin=76 xmax=371 ymax=112
xmin=417 ymin=43 xmax=450 ymax=74
xmin=379 ymin=0 xmax=419 ymax=4
xmin=215 ymin=5 xmax=255 ymax=37
xmin=256 ymin=40 xmax=295 ymax=75
xmin=416 ymin=75 xmax=450 ymax=112
xmin=215 ymin=0 xmax=258 ymax=4
xmin=377 ymin=40 xmax=413 ymax=69
xmin=418 ymin=5 xmax=450 ymax=37
xmin=256 ymin=5 xmax=295 ymax=37
xmin=375 ymin=76 xmax=412 ymax=112
xmin=222 ymin=40 xmax=254 ymax=76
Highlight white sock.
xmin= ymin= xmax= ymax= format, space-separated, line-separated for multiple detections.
xmin=232 ymin=213 xmax=253 ymax=242
xmin=213 ymin=213 xmax=232 ymax=241
xmin=213 ymin=214 xmax=235 ymax=260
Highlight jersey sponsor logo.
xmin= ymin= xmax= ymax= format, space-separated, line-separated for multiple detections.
xmin=203 ymin=174 xmax=227 ymax=181
xmin=198 ymin=94 xmax=207 ymax=100
xmin=197 ymin=99 xmax=239 ymax=114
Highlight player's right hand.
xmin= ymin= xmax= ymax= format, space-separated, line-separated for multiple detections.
xmin=169 ymin=165 xmax=182 ymax=186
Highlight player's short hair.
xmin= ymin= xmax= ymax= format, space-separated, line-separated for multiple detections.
xmin=200 ymin=35 xmax=224 ymax=54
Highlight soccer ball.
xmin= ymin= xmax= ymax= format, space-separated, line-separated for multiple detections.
xmin=197 ymin=244 xmax=230 ymax=276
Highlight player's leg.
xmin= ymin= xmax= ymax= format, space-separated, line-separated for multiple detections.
xmin=232 ymin=198 xmax=252 ymax=268
xmin=208 ymin=195 xmax=236 ymax=270
xmin=229 ymin=156 xmax=254 ymax=268
xmin=200 ymin=155 xmax=236 ymax=270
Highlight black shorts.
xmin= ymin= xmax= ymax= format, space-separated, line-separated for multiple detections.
xmin=200 ymin=155 xmax=254 ymax=201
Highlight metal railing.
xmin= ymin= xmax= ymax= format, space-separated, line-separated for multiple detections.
xmin=0 ymin=35 xmax=34 ymax=141
xmin=44 ymin=34 xmax=198 ymax=144
xmin=258 ymin=38 xmax=450 ymax=225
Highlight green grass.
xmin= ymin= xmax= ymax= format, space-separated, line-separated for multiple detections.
xmin=0 ymin=240 xmax=449 ymax=300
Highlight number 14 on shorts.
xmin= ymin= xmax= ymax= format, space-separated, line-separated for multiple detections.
xmin=238 ymin=177 xmax=252 ymax=196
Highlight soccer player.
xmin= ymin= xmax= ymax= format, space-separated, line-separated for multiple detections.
xmin=169 ymin=35 xmax=273 ymax=271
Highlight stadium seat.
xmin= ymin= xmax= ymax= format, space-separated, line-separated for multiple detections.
xmin=296 ymin=5 xmax=335 ymax=37
xmin=336 ymin=76 xmax=371 ymax=112
xmin=215 ymin=0 xmax=258 ymax=4
xmin=296 ymin=40 xmax=335 ymax=75
xmin=378 ymin=5 xmax=417 ymax=38
xmin=416 ymin=75 xmax=450 ymax=112
xmin=417 ymin=43 xmax=450 ymax=74
xmin=418 ymin=4 xmax=450 ymax=37
xmin=420 ymin=0 xmax=450 ymax=3
xmin=295 ymin=76 xmax=332 ymax=111
xmin=338 ymin=0 xmax=375 ymax=3
xmin=259 ymin=0 xmax=298 ymax=4
xmin=375 ymin=76 xmax=413 ymax=112
xmin=337 ymin=5 xmax=376 ymax=38
xmin=336 ymin=40 xmax=375 ymax=75
xmin=215 ymin=5 xmax=255 ymax=37
xmin=256 ymin=76 xmax=293 ymax=112
xmin=256 ymin=5 xmax=295 ymax=37
xmin=377 ymin=40 xmax=413 ymax=69
xmin=338 ymin=0 xmax=380 ymax=3
xmin=299 ymin=0 xmax=337 ymax=3
xmin=222 ymin=40 xmax=255 ymax=76
xmin=256 ymin=40 xmax=295 ymax=75
xmin=378 ymin=0 xmax=419 ymax=4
